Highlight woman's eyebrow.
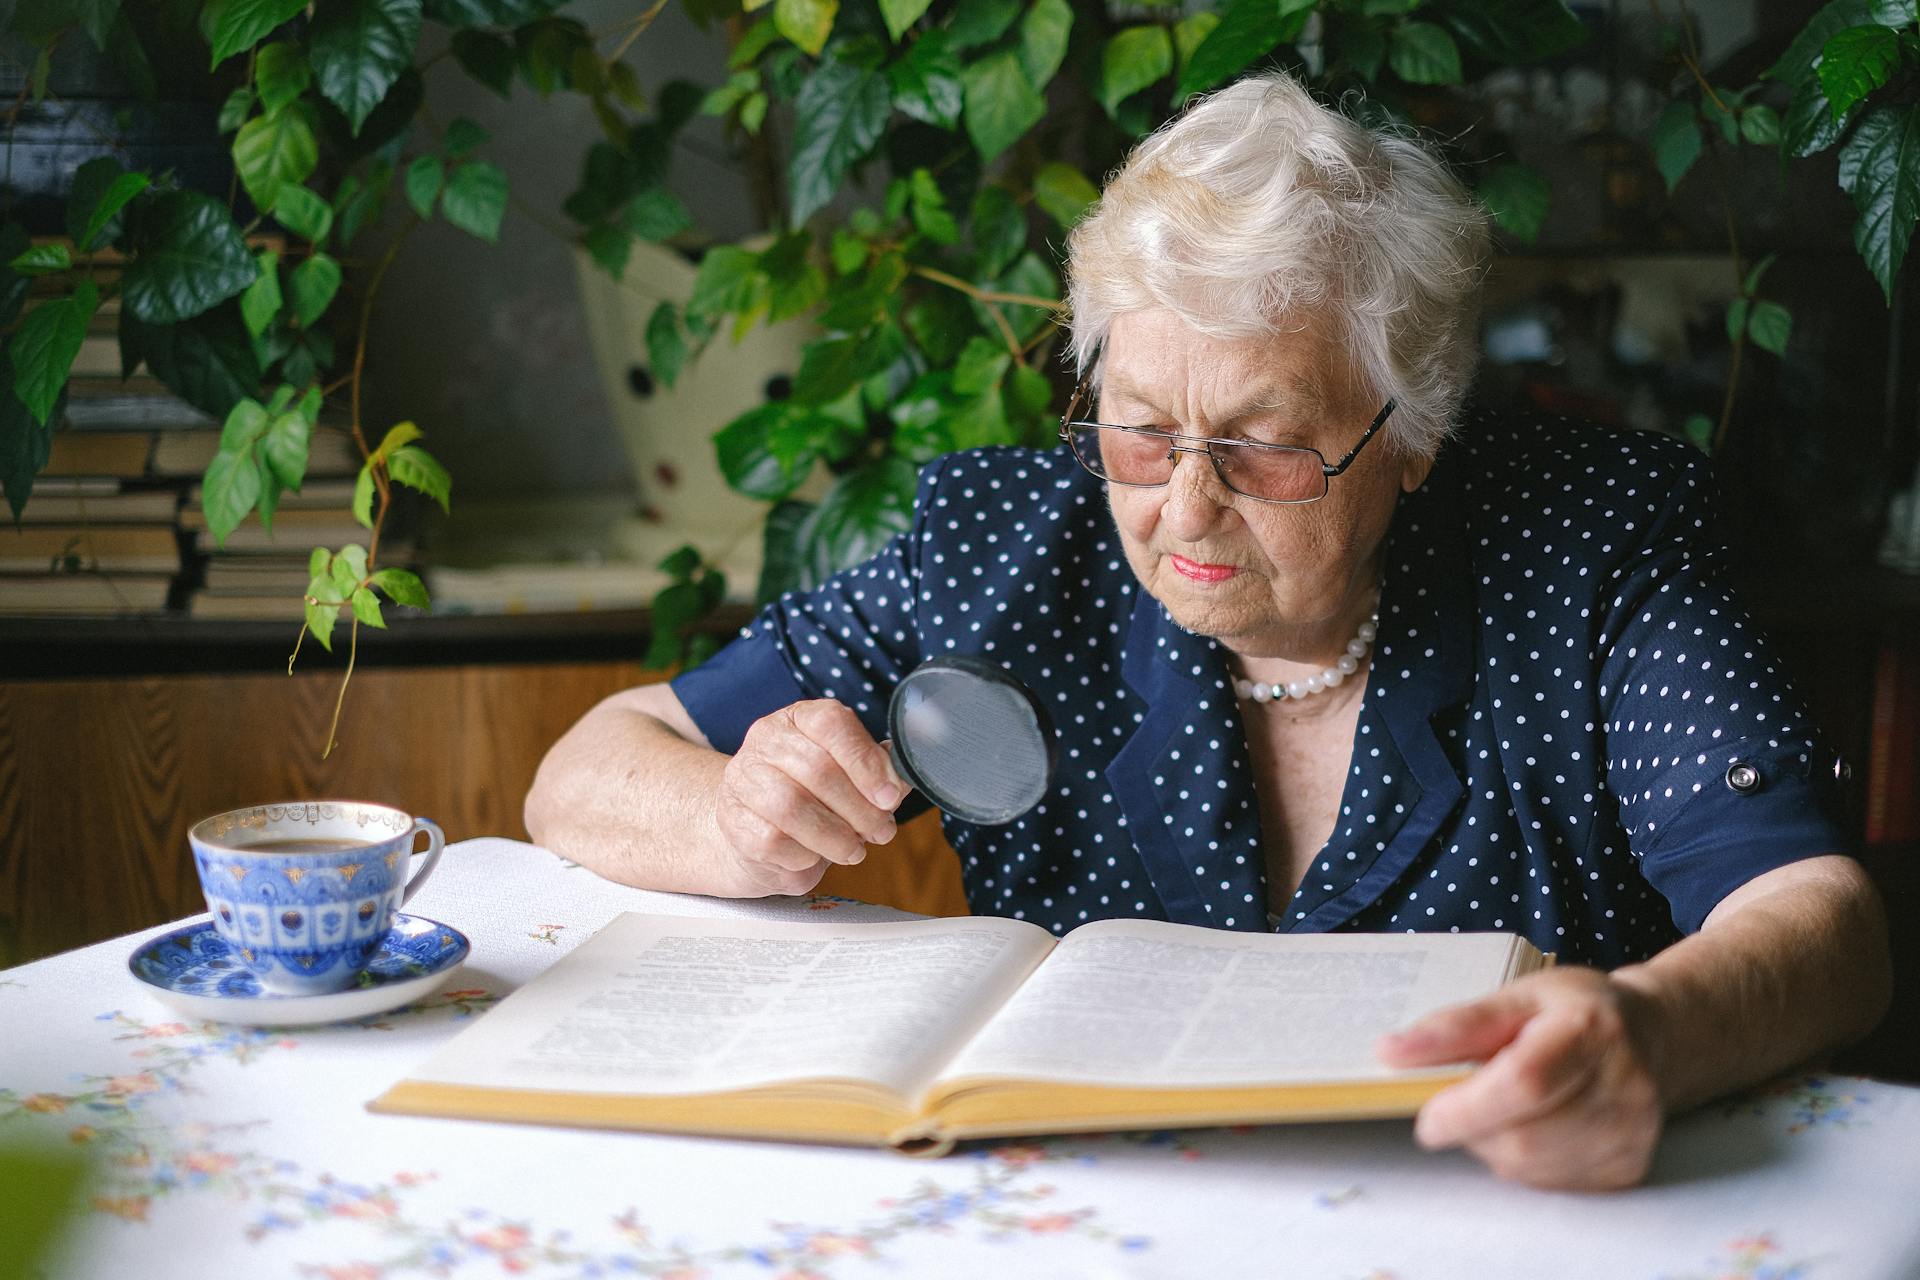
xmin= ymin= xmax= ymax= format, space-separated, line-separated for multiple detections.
xmin=1100 ymin=375 xmax=1327 ymax=424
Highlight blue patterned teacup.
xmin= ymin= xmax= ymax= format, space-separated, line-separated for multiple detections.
xmin=189 ymin=801 xmax=446 ymax=996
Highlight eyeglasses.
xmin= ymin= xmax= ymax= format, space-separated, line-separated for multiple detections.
xmin=1057 ymin=372 xmax=1397 ymax=505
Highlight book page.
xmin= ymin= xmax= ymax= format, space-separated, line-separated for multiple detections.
xmin=935 ymin=920 xmax=1524 ymax=1089
xmin=398 ymin=914 xmax=1055 ymax=1098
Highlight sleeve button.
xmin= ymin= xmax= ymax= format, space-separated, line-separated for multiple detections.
xmin=1726 ymin=762 xmax=1762 ymax=794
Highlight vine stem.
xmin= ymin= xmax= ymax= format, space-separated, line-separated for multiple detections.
xmin=606 ymin=0 xmax=671 ymax=66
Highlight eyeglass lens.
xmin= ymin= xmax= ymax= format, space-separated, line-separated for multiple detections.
xmin=1067 ymin=425 xmax=1328 ymax=502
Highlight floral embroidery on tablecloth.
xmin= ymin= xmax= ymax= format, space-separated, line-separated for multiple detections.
xmin=801 ymin=895 xmax=862 ymax=911
xmin=1724 ymin=1075 xmax=1869 ymax=1135
xmin=1656 ymin=1233 xmax=1823 ymax=1279
xmin=1 ymin=1009 xmax=1161 ymax=1276
xmin=528 ymin=924 xmax=566 ymax=945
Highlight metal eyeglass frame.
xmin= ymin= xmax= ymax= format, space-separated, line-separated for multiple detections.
xmin=1057 ymin=371 xmax=1398 ymax=505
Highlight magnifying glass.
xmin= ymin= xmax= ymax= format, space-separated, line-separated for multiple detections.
xmin=886 ymin=656 xmax=1057 ymax=825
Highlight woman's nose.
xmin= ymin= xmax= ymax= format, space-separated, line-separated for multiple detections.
xmin=1158 ymin=447 xmax=1234 ymax=539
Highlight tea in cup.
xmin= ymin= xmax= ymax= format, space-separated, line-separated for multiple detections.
xmin=189 ymin=801 xmax=445 ymax=996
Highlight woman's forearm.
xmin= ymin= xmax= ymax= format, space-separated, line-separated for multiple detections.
xmin=1609 ymin=855 xmax=1893 ymax=1113
xmin=523 ymin=691 xmax=741 ymax=895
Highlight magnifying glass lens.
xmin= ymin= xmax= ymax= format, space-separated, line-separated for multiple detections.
xmin=888 ymin=659 xmax=1054 ymax=825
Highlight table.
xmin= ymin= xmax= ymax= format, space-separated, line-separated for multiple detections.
xmin=4 ymin=838 xmax=1917 ymax=1280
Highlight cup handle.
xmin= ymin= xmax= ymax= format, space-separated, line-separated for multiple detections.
xmin=399 ymin=817 xmax=445 ymax=907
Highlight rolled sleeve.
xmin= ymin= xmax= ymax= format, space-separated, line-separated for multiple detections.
xmin=1597 ymin=448 xmax=1849 ymax=933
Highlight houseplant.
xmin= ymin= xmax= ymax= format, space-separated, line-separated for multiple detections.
xmin=0 ymin=0 xmax=1913 ymax=736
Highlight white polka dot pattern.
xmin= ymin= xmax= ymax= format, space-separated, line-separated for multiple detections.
xmin=671 ymin=410 xmax=1848 ymax=967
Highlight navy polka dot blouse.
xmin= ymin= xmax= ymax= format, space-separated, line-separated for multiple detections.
xmin=672 ymin=408 xmax=1850 ymax=967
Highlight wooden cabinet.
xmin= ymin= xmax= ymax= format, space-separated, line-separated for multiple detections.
xmin=0 ymin=633 xmax=967 ymax=967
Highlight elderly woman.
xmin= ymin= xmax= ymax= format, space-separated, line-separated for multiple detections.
xmin=525 ymin=72 xmax=1891 ymax=1190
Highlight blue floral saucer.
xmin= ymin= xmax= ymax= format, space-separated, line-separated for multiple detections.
xmin=129 ymin=912 xmax=471 ymax=1027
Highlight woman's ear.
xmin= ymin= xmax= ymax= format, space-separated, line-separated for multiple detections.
xmin=1399 ymin=451 xmax=1435 ymax=493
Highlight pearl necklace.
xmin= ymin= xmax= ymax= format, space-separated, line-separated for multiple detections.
xmin=1231 ymin=597 xmax=1379 ymax=705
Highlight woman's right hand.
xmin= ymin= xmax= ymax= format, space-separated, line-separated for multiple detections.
xmin=713 ymin=699 xmax=911 ymax=896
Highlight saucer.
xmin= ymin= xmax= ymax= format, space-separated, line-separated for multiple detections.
xmin=129 ymin=913 xmax=471 ymax=1027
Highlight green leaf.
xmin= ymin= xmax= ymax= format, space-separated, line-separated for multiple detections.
xmin=273 ymin=185 xmax=334 ymax=242
xmin=1743 ymin=251 xmax=1778 ymax=296
xmin=232 ymin=101 xmax=320 ymax=210
xmin=254 ymin=40 xmax=309 ymax=113
xmin=1032 ymin=161 xmax=1099 ymax=229
xmin=218 ymin=86 xmax=256 ymax=135
xmin=9 ymin=244 xmax=70 ymax=274
xmin=908 ymin=168 xmax=960 ymax=243
xmin=305 ymin=593 xmax=339 ymax=650
xmin=1017 ymin=0 xmax=1072 ymax=91
xmin=583 ymin=224 xmax=631 ymax=277
xmin=369 ymin=419 xmax=423 ymax=465
xmin=1100 ymin=25 xmax=1172 ymax=116
xmin=1681 ymin=412 xmax=1714 ymax=453
xmin=445 ymin=116 xmax=489 ymax=156
xmin=310 ymin=546 xmax=333 ymax=578
xmin=352 ymin=464 xmax=375 ymax=527
xmin=970 ymin=184 xmax=1026 ymax=276
xmin=262 ymin=403 xmax=312 ymax=490
xmin=451 ymin=29 xmax=515 ymax=97
xmin=791 ymin=333 xmax=880 ymax=405
xmin=66 ymin=157 xmax=149 ymax=251
xmin=350 ymin=585 xmax=387 ymax=627
xmin=1178 ymin=0 xmax=1307 ymax=101
xmin=240 ymin=249 xmax=283 ymax=336
xmin=646 ymin=302 xmax=688 ymax=388
xmin=1837 ymin=103 xmax=1920 ymax=304
xmin=888 ymin=31 xmax=963 ymax=128
xmin=289 ymin=252 xmax=342 ymax=327
xmin=387 ymin=443 xmax=452 ymax=511
xmin=11 ymin=280 xmax=99 ymax=425
xmin=206 ymin=0 xmax=310 ymax=67
xmin=788 ymin=57 xmax=893 ymax=226
xmin=404 ymin=154 xmax=444 ymax=219
xmin=687 ymin=245 xmax=763 ymax=319
xmin=795 ymin=455 xmax=916 ymax=581
xmin=715 ymin=402 xmax=823 ymax=499
xmin=1740 ymin=103 xmax=1782 ymax=146
xmin=441 ymin=160 xmax=508 ymax=241
xmin=220 ymin=397 xmax=271 ymax=451
xmin=1763 ymin=0 xmax=1916 ymax=86
xmin=202 ymin=446 xmax=263 ymax=547
xmin=133 ymin=306 xmax=264 ymax=417
xmin=0 ymin=356 xmax=57 ymax=521
xmin=775 ymin=0 xmax=838 ymax=55
xmin=1747 ymin=301 xmax=1792 ymax=355
xmin=756 ymin=499 xmax=812 ymax=600
xmin=1331 ymin=20 xmax=1385 ymax=78
xmin=1652 ymin=100 xmax=1702 ymax=194
xmin=952 ymin=334 xmax=1010 ymax=394
xmin=625 ymin=186 xmax=692 ymax=242
xmin=879 ymin=0 xmax=931 ymax=41
xmin=333 ymin=543 xmax=368 ymax=593
xmin=121 ymin=191 xmax=260 ymax=324
xmin=948 ymin=0 xmax=1020 ymax=51
xmin=1441 ymin=0 xmax=1588 ymax=65
xmin=760 ymin=231 xmax=828 ymax=320
xmin=1724 ymin=295 xmax=1749 ymax=343
xmin=1387 ymin=21 xmax=1461 ymax=84
xmin=644 ymin=579 xmax=706 ymax=667
xmin=962 ymin=49 xmax=1045 ymax=162
xmin=1782 ymin=78 xmax=1856 ymax=157
xmin=1477 ymin=162 xmax=1551 ymax=242
xmin=311 ymin=0 xmax=424 ymax=135
xmin=1818 ymin=24 xmax=1900 ymax=122
xmin=369 ymin=566 xmax=430 ymax=607
xmin=658 ymin=543 xmax=702 ymax=581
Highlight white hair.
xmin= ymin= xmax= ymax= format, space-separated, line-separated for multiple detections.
xmin=1064 ymin=72 xmax=1491 ymax=458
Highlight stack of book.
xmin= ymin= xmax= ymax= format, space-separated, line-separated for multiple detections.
xmin=3 ymin=241 xmax=375 ymax=619
xmin=180 ymin=475 xmax=414 ymax=621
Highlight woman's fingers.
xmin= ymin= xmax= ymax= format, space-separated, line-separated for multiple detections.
xmin=722 ymin=700 xmax=908 ymax=873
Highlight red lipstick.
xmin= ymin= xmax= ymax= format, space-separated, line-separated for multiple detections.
xmin=1170 ymin=554 xmax=1239 ymax=583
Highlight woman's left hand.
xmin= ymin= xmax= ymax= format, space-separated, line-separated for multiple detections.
xmin=1375 ymin=967 xmax=1669 ymax=1190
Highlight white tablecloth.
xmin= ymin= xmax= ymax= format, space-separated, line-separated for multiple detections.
xmin=3 ymin=837 xmax=1916 ymax=1279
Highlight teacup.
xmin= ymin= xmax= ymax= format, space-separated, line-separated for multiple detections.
xmin=189 ymin=801 xmax=445 ymax=996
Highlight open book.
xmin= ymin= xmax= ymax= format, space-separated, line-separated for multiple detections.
xmin=370 ymin=913 xmax=1548 ymax=1155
